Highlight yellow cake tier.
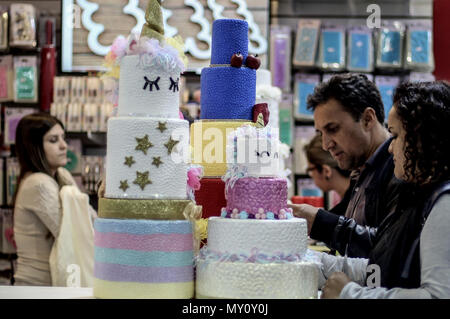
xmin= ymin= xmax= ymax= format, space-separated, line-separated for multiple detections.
xmin=190 ymin=120 xmax=253 ymax=177
xmin=93 ymin=278 xmax=194 ymax=299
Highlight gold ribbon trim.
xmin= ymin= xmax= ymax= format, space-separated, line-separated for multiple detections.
xmin=98 ymin=198 xmax=191 ymax=220
xmin=182 ymin=202 xmax=204 ymax=255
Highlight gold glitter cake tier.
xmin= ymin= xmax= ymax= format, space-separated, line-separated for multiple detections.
xmin=98 ymin=198 xmax=192 ymax=220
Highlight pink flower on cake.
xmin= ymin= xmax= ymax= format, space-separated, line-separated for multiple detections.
xmin=255 ymin=208 xmax=266 ymax=219
xmin=110 ymin=35 xmax=128 ymax=61
xmin=231 ymin=208 xmax=240 ymax=219
xmin=187 ymin=166 xmax=203 ymax=191
xmin=278 ymin=209 xmax=287 ymax=219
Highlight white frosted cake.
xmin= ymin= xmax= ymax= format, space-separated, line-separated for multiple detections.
xmin=196 ymin=124 xmax=319 ymax=299
xmin=94 ymin=1 xmax=197 ymax=299
xmin=104 ymin=46 xmax=189 ymax=199
xmin=255 ymin=69 xmax=282 ymax=130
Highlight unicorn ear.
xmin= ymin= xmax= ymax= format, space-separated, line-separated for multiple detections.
xmin=140 ymin=0 xmax=165 ymax=42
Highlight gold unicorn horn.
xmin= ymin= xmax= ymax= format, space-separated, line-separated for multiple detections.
xmin=140 ymin=0 xmax=165 ymax=42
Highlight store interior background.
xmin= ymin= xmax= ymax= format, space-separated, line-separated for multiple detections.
xmin=0 ymin=0 xmax=448 ymax=285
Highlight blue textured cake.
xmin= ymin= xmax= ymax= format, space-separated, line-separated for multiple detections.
xmin=200 ymin=19 xmax=256 ymax=120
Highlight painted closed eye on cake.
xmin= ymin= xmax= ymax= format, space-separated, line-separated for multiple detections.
xmin=142 ymin=76 xmax=179 ymax=92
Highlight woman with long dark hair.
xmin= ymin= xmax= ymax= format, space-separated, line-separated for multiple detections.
xmin=13 ymin=113 xmax=80 ymax=285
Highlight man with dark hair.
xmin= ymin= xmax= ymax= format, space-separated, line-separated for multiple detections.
xmin=289 ymin=73 xmax=403 ymax=258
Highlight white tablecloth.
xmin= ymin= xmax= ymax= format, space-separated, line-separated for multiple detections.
xmin=0 ymin=285 xmax=94 ymax=299
xmin=0 ymin=285 xmax=322 ymax=299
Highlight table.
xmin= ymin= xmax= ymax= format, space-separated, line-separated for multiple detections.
xmin=0 ymin=285 xmax=94 ymax=299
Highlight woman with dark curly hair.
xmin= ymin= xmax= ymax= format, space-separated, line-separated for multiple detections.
xmin=315 ymin=81 xmax=450 ymax=298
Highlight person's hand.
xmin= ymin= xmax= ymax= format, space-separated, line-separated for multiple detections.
xmin=321 ymin=272 xmax=351 ymax=299
xmin=97 ymin=178 xmax=105 ymax=199
xmin=287 ymin=203 xmax=319 ymax=235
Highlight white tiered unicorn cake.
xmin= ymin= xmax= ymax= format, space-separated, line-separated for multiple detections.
xmin=93 ymin=1 xmax=198 ymax=299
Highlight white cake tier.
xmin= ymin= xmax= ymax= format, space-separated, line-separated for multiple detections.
xmin=206 ymin=217 xmax=308 ymax=257
xmin=256 ymin=69 xmax=272 ymax=86
xmin=118 ymin=55 xmax=180 ymax=118
xmin=105 ymin=117 xmax=189 ymax=199
xmin=226 ymin=137 xmax=280 ymax=177
xmin=196 ymin=260 xmax=319 ymax=299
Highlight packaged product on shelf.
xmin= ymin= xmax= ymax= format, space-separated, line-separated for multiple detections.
xmin=99 ymin=102 xmax=114 ymax=132
xmin=101 ymin=76 xmax=119 ymax=107
xmin=0 ymin=55 xmax=13 ymax=102
xmin=70 ymin=77 xmax=86 ymax=104
xmin=376 ymin=21 xmax=405 ymax=69
xmin=81 ymin=156 xmax=104 ymax=194
xmin=293 ymin=125 xmax=316 ymax=174
xmin=6 ymin=158 xmax=20 ymax=206
xmin=3 ymin=107 xmax=36 ymax=145
xmin=13 ymin=56 xmax=38 ymax=103
xmin=270 ymin=25 xmax=291 ymax=92
xmin=0 ymin=6 xmax=8 ymax=51
xmin=347 ymin=26 xmax=374 ymax=72
xmin=293 ymin=19 xmax=321 ymax=67
xmin=375 ymin=76 xmax=401 ymax=122
xmin=86 ymin=77 xmax=102 ymax=104
xmin=51 ymin=103 xmax=68 ymax=128
xmin=67 ymin=102 xmax=82 ymax=132
xmin=294 ymin=73 xmax=320 ymax=120
xmin=54 ymin=76 xmax=71 ymax=104
xmin=297 ymin=177 xmax=323 ymax=197
xmin=279 ymin=94 xmax=293 ymax=146
xmin=82 ymin=103 xmax=99 ymax=132
xmin=317 ymin=25 xmax=346 ymax=71
xmin=405 ymin=21 xmax=434 ymax=72
xmin=9 ymin=3 xmax=37 ymax=48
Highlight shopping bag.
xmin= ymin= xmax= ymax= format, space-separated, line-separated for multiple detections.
xmin=49 ymin=185 xmax=95 ymax=287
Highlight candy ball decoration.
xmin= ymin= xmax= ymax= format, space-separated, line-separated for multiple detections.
xmin=245 ymin=54 xmax=261 ymax=70
xmin=230 ymin=52 xmax=244 ymax=68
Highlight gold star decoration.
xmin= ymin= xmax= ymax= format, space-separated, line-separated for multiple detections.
xmin=119 ymin=180 xmax=129 ymax=192
xmin=164 ymin=136 xmax=179 ymax=155
xmin=124 ymin=156 xmax=136 ymax=167
xmin=135 ymin=134 xmax=153 ymax=155
xmin=133 ymin=171 xmax=152 ymax=190
xmin=152 ymin=156 xmax=163 ymax=168
xmin=157 ymin=121 xmax=167 ymax=133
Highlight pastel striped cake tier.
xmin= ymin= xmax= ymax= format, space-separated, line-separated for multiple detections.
xmin=93 ymin=218 xmax=194 ymax=299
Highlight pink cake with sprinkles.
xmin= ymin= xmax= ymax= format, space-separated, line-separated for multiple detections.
xmin=220 ymin=124 xmax=293 ymax=219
